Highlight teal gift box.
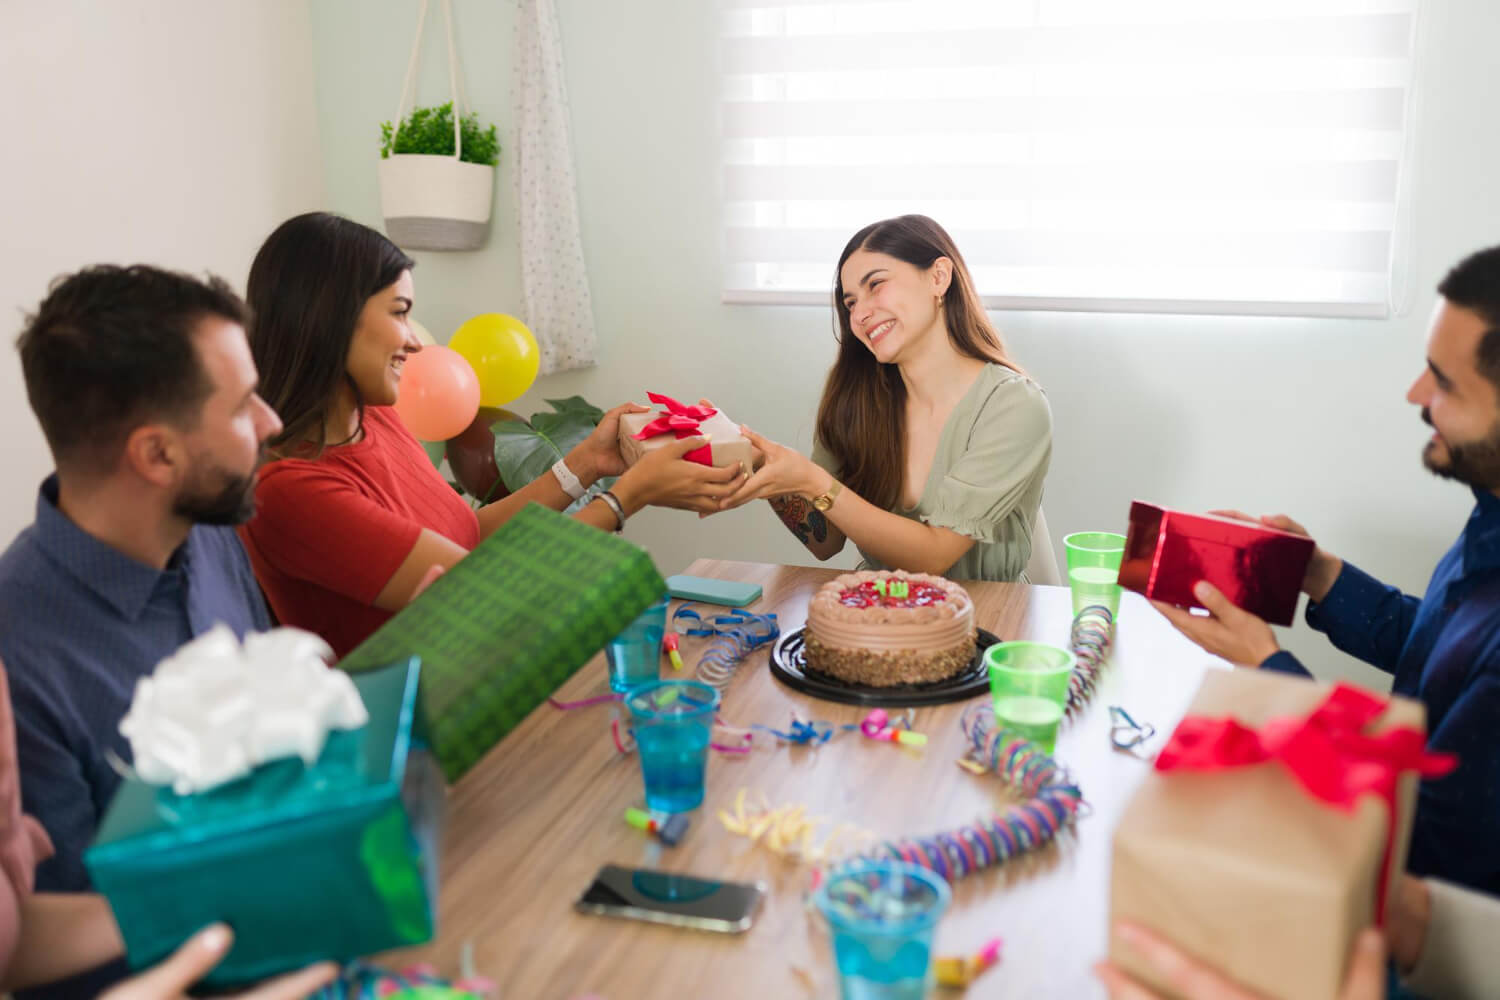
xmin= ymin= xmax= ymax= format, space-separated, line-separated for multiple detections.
xmin=84 ymin=657 xmax=441 ymax=986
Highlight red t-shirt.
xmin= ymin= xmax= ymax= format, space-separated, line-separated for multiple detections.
xmin=240 ymin=406 xmax=480 ymax=658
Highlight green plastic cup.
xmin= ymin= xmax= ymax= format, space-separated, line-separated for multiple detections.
xmin=1064 ymin=531 xmax=1126 ymax=619
xmin=985 ymin=641 xmax=1075 ymax=752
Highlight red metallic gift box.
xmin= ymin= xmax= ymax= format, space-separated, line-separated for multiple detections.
xmin=1117 ymin=501 xmax=1315 ymax=626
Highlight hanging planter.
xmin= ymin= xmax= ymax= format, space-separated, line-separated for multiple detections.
xmin=378 ymin=0 xmax=499 ymax=252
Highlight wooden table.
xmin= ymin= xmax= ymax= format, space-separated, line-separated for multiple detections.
xmin=388 ymin=560 xmax=1225 ymax=998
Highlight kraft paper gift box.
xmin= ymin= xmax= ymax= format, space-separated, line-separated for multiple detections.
xmin=85 ymin=657 xmax=442 ymax=987
xmin=1117 ymin=500 xmax=1315 ymax=626
xmin=618 ymin=391 xmax=755 ymax=475
xmin=1109 ymin=669 xmax=1455 ymax=1000
xmin=340 ymin=502 xmax=666 ymax=781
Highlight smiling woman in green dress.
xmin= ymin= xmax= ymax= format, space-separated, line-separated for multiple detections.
xmin=722 ymin=214 xmax=1052 ymax=582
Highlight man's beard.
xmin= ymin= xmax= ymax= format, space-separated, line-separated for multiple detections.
xmin=1422 ymin=407 xmax=1500 ymax=490
xmin=173 ymin=456 xmax=260 ymax=526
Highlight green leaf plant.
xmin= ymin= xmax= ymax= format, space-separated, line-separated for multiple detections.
xmin=380 ymin=102 xmax=500 ymax=167
xmin=419 ymin=396 xmax=612 ymax=514
xmin=492 ymin=396 xmax=603 ymax=491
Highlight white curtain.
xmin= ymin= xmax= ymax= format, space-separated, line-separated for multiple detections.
xmin=721 ymin=0 xmax=1426 ymax=318
xmin=514 ymin=0 xmax=598 ymax=372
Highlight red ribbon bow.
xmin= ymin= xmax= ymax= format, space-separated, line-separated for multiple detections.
xmin=1155 ymin=683 xmax=1457 ymax=922
xmin=632 ymin=392 xmax=716 ymax=466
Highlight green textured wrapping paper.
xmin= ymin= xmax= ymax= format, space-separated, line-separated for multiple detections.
xmin=84 ymin=658 xmax=441 ymax=987
xmin=339 ymin=502 xmax=666 ymax=781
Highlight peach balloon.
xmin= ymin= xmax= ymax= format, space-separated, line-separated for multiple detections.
xmin=393 ymin=345 xmax=480 ymax=441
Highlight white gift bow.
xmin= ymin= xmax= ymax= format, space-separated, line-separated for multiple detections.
xmin=119 ymin=624 xmax=369 ymax=796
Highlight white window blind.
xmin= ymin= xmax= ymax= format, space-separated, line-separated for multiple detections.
xmin=721 ymin=0 xmax=1424 ymax=318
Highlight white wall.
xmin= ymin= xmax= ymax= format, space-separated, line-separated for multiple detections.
xmin=310 ymin=0 xmax=1500 ymax=689
xmin=0 ymin=0 xmax=326 ymax=540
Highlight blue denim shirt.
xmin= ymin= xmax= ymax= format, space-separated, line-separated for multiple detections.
xmin=0 ymin=476 xmax=270 ymax=894
xmin=1264 ymin=488 xmax=1500 ymax=895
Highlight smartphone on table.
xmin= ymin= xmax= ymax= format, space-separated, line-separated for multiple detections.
xmin=574 ymin=863 xmax=766 ymax=933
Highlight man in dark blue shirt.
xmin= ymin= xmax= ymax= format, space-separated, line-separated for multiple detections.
xmin=1155 ymin=245 xmax=1500 ymax=898
xmin=0 ymin=265 xmax=284 ymax=997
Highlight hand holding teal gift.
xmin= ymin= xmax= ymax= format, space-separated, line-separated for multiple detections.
xmin=98 ymin=924 xmax=337 ymax=1000
xmin=87 ymin=656 xmax=440 ymax=988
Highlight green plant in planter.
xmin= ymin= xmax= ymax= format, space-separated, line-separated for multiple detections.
xmin=490 ymin=396 xmax=605 ymax=496
xmin=380 ymin=102 xmax=500 ymax=167
xmin=424 ymin=396 xmax=612 ymax=512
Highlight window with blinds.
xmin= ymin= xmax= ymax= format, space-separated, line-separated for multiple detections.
xmin=720 ymin=0 xmax=1423 ymax=317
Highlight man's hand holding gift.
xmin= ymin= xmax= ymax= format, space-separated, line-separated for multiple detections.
xmin=1151 ymin=581 xmax=1281 ymax=667
xmin=1150 ymin=509 xmax=1343 ymax=668
xmin=1206 ymin=510 xmax=1345 ymax=602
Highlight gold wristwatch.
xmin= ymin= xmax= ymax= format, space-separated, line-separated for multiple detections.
xmin=810 ymin=478 xmax=843 ymax=512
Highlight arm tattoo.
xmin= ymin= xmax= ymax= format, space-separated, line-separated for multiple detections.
xmin=769 ymin=494 xmax=828 ymax=545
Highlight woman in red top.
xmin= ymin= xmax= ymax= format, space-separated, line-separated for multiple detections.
xmin=239 ymin=213 xmax=742 ymax=657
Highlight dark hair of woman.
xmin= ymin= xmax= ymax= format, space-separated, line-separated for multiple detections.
xmin=246 ymin=212 xmax=414 ymax=456
xmin=816 ymin=213 xmax=1020 ymax=511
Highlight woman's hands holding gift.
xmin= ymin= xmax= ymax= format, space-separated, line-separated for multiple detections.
xmin=614 ymin=435 xmax=747 ymax=515
xmin=1094 ymin=921 xmax=1386 ymax=1000
xmin=100 ymin=924 xmax=336 ymax=1000
xmin=566 ymin=402 xmax=651 ymax=483
xmin=718 ymin=426 xmax=828 ymax=511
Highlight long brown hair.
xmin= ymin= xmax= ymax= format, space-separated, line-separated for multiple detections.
xmin=816 ymin=214 xmax=1019 ymax=510
xmin=246 ymin=212 xmax=414 ymax=456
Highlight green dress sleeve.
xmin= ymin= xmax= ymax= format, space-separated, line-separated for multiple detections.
xmin=924 ymin=371 xmax=1052 ymax=543
xmin=810 ymin=435 xmax=839 ymax=476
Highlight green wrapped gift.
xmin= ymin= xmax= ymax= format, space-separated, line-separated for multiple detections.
xmin=340 ymin=502 xmax=667 ymax=781
xmin=84 ymin=657 xmax=440 ymax=987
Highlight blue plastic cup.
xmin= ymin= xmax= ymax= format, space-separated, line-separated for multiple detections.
xmin=624 ymin=680 xmax=720 ymax=813
xmin=815 ymin=861 xmax=951 ymax=1000
xmin=605 ymin=595 xmax=668 ymax=693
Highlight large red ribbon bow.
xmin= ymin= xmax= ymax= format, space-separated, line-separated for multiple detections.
xmin=632 ymin=392 xmax=716 ymax=466
xmin=1155 ymin=683 xmax=1457 ymax=922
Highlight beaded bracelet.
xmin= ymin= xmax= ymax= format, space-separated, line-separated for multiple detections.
xmin=595 ymin=490 xmax=627 ymax=532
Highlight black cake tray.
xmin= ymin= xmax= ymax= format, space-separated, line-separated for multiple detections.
xmin=769 ymin=626 xmax=1002 ymax=707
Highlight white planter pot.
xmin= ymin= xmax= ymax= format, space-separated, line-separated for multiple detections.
xmin=378 ymin=154 xmax=495 ymax=251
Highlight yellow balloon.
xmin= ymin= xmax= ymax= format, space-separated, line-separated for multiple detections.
xmin=448 ymin=314 xmax=540 ymax=407
xmin=409 ymin=317 xmax=437 ymax=346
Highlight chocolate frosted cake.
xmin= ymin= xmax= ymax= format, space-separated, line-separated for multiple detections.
xmin=804 ymin=571 xmax=976 ymax=687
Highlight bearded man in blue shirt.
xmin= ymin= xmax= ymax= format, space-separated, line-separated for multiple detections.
xmin=0 ymin=265 xmax=285 ymax=999
xmin=1156 ymin=244 xmax=1500 ymax=898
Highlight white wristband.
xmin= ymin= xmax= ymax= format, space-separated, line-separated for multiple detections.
xmin=551 ymin=457 xmax=587 ymax=501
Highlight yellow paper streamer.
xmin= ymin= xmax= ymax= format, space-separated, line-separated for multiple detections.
xmin=717 ymin=787 xmax=875 ymax=864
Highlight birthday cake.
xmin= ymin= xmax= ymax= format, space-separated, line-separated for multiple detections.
xmin=804 ymin=571 xmax=977 ymax=687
